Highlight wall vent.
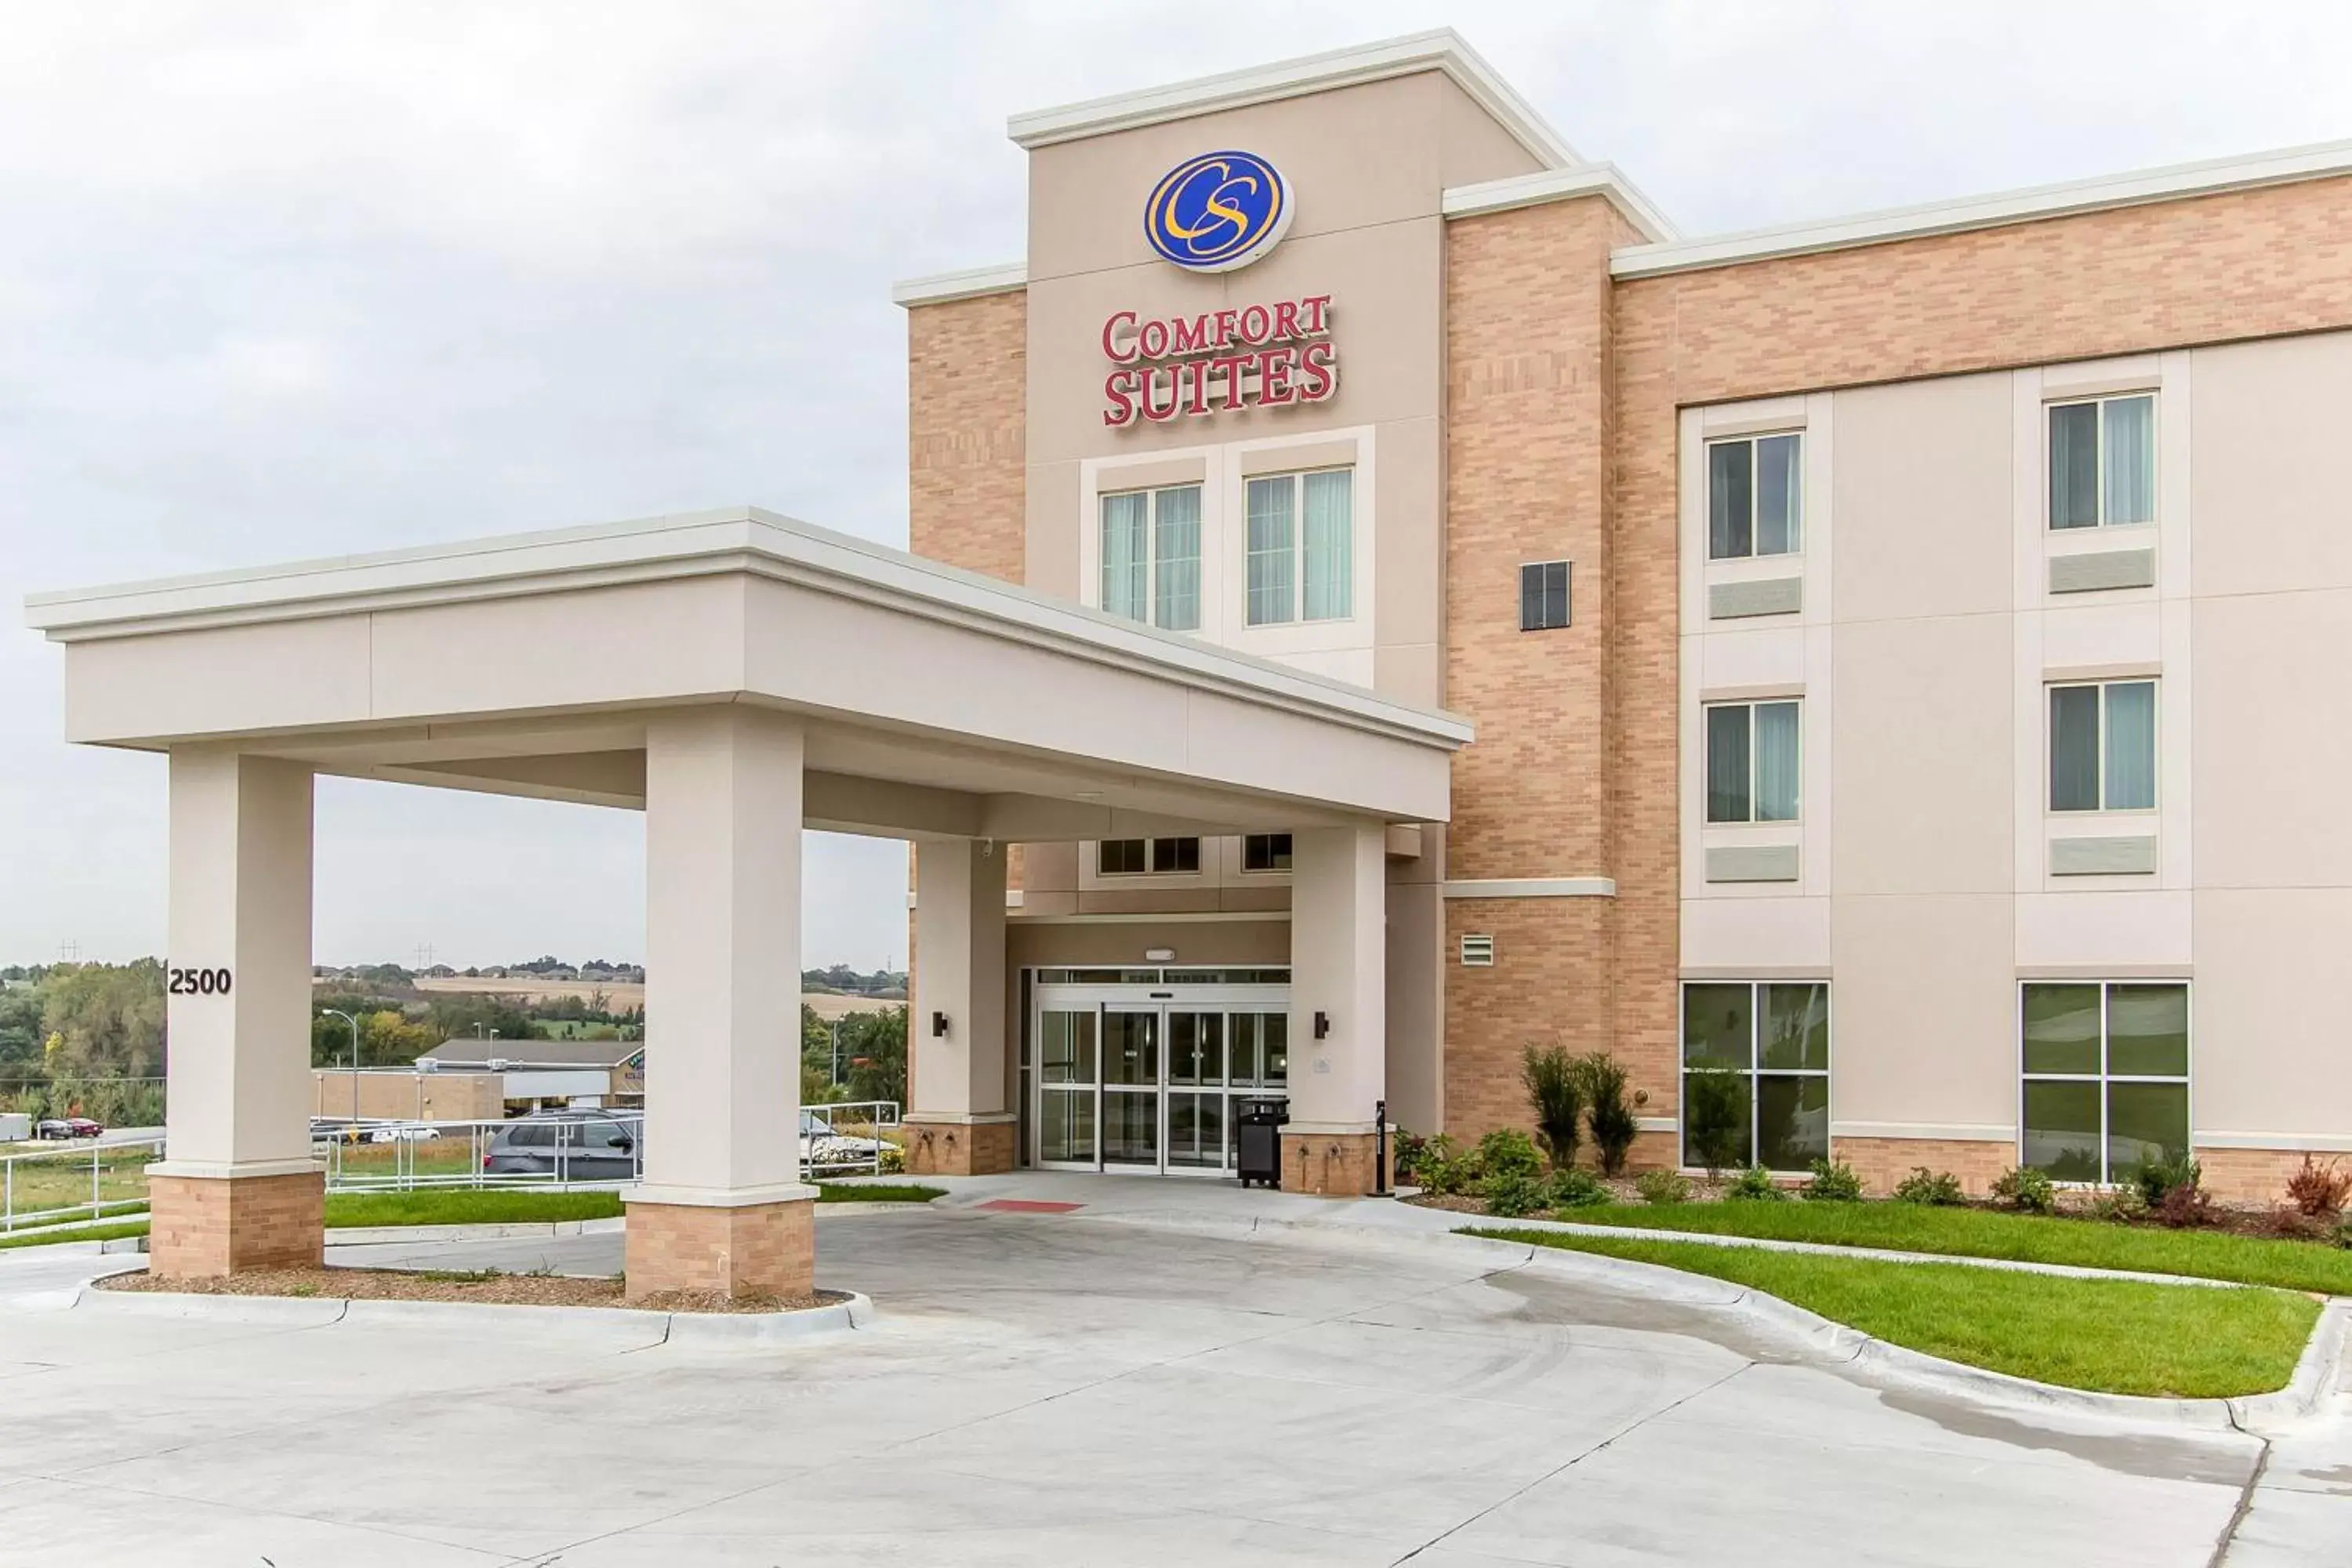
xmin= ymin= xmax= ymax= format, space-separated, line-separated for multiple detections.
xmin=1458 ymin=933 xmax=1495 ymax=967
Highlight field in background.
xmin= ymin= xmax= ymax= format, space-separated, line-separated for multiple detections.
xmin=406 ymin=977 xmax=902 ymax=1022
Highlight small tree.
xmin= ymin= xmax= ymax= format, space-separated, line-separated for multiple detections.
xmin=1577 ymin=1052 xmax=1640 ymax=1176
xmin=1520 ymin=1044 xmax=1584 ymax=1171
xmin=1682 ymin=1065 xmax=1748 ymax=1176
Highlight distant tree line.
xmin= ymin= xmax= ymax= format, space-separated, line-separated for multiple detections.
xmin=800 ymin=964 xmax=908 ymax=998
xmin=799 ymin=1004 xmax=907 ymax=1106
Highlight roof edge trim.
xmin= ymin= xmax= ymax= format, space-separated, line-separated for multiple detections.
xmin=1006 ymin=28 xmax=1579 ymax=170
xmin=1611 ymin=136 xmax=2352 ymax=279
xmin=1443 ymin=163 xmax=1678 ymax=242
xmin=891 ymin=262 xmax=1029 ymax=308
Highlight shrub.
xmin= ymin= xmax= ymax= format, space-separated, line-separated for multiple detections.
xmin=1803 ymin=1159 xmax=1864 ymax=1202
xmin=1391 ymin=1128 xmax=1430 ymax=1185
xmin=877 ymin=1144 xmax=906 ymax=1175
xmin=1893 ymin=1167 xmax=1965 ymax=1206
xmin=1577 ymin=1053 xmax=1641 ymax=1177
xmin=1476 ymin=1127 xmax=1544 ymax=1181
xmin=2154 ymin=1166 xmax=2214 ymax=1229
xmin=1991 ymin=1165 xmax=2057 ymax=1214
xmin=1546 ymin=1167 xmax=1611 ymax=1210
xmin=1414 ymin=1134 xmax=1476 ymax=1196
xmin=2090 ymin=1185 xmax=2149 ymax=1224
xmin=1637 ymin=1168 xmax=1693 ymax=1205
xmin=1682 ymin=1066 xmax=1749 ymax=1176
xmin=2134 ymin=1151 xmax=2203 ymax=1213
xmin=1727 ymin=1163 xmax=1789 ymax=1201
xmin=1480 ymin=1170 xmax=1548 ymax=1218
xmin=2285 ymin=1155 xmax=2352 ymax=1219
xmin=1520 ymin=1045 xmax=1585 ymax=1172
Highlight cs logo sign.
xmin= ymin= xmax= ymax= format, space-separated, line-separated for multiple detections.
xmin=1144 ymin=151 xmax=1292 ymax=273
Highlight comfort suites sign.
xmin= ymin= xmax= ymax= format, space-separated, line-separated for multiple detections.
xmin=1102 ymin=150 xmax=1340 ymax=427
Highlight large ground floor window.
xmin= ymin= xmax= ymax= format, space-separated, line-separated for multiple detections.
xmin=1680 ymin=981 xmax=1829 ymax=1171
xmin=2021 ymin=981 xmax=2189 ymax=1184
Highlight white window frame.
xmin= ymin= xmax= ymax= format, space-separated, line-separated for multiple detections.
xmin=1704 ymin=431 xmax=1803 ymax=561
xmin=1678 ymin=979 xmax=1831 ymax=1174
xmin=2016 ymin=979 xmax=2191 ymax=1187
xmin=1243 ymin=466 xmax=1354 ymax=626
xmin=1098 ymin=483 xmax=1203 ymax=631
xmin=2046 ymin=679 xmax=2158 ymax=814
xmin=1703 ymin=699 xmax=1802 ymax=825
xmin=2045 ymin=392 xmax=2157 ymax=532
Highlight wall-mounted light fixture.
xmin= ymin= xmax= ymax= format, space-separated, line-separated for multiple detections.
xmin=931 ymin=1011 xmax=949 ymax=1038
xmin=1313 ymin=1011 xmax=1330 ymax=1040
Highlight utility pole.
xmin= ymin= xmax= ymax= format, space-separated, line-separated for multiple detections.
xmin=321 ymin=1009 xmax=363 ymax=1123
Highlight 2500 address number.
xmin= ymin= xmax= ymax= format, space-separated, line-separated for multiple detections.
xmin=167 ymin=966 xmax=234 ymax=996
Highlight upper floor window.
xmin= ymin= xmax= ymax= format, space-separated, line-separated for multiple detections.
xmin=2049 ymin=681 xmax=2155 ymax=812
xmin=1246 ymin=468 xmax=1352 ymax=626
xmin=1101 ymin=484 xmax=1201 ymax=631
xmin=1242 ymin=833 xmax=1293 ymax=872
xmin=2049 ymin=394 xmax=2154 ymax=531
xmin=1520 ymin=561 xmax=1571 ymax=631
xmin=1707 ymin=433 xmax=1802 ymax=560
xmin=1704 ymin=699 xmax=1800 ymax=824
xmin=1098 ymin=837 xmax=1200 ymax=877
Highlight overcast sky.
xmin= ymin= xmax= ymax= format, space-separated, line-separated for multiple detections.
xmin=4 ymin=1 xmax=2347 ymax=970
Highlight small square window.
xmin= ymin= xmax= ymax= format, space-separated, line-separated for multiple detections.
xmin=2048 ymin=394 xmax=2154 ymax=531
xmin=1150 ymin=837 xmax=1200 ymax=873
xmin=1098 ymin=839 xmax=1146 ymax=876
xmin=1707 ymin=432 xmax=1802 ymax=560
xmin=1519 ymin=561 xmax=1571 ymax=631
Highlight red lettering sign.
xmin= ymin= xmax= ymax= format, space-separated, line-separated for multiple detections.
xmin=1098 ymin=295 xmax=1338 ymax=424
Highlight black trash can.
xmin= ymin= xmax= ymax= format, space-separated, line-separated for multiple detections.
xmin=1235 ymin=1097 xmax=1289 ymax=1189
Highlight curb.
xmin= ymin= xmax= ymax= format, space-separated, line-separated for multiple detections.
xmin=1094 ymin=1207 xmax=2347 ymax=1432
xmin=69 ymin=1269 xmax=873 ymax=1348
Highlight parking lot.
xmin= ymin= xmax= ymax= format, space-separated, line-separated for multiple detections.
xmin=0 ymin=1181 xmax=2344 ymax=1566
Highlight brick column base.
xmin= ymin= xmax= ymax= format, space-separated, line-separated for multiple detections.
xmin=1279 ymin=1131 xmax=1390 ymax=1196
xmin=623 ymin=1194 xmax=815 ymax=1301
xmin=902 ymin=1119 xmax=1015 ymax=1176
xmin=148 ymin=1169 xmax=325 ymax=1278
xmin=1832 ymin=1137 xmax=2013 ymax=1199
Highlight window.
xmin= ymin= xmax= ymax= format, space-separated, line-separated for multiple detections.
xmin=1098 ymin=837 xmax=1200 ymax=876
xmin=1242 ymin=833 xmax=1293 ymax=872
xmin=2021 ymin=982 xmax=2188 ymax=1184
xmin=1100 ymin=484 xmax=1202 ymax=630
xmin=1520 ymin=561 xmax=1571 ymax=631
xmin=2049 ymin=681 xmax=2155 ymax=812
xmin=2049 ymin=394 xmax=2154 ymax=531
xmin=1681 ymin=982 xmax=1830 ymax=1172
xmin=1707 ymin=432 xmax=1802 ymax=560
xmin=1245 ymin=468 xmax=1352 ymax=625
xmin=1704 ymin=700 xmax=1800 ymax=823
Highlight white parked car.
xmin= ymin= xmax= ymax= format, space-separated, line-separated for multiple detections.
xmin=800 ymin=1109 xmax=885 ymax=1167
xmin=367 ymin=1125 xmax=443 ymax=1143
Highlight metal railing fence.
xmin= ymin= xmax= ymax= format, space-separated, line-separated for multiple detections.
xmin=0 ymin=1135 xmax=166 ymax=1233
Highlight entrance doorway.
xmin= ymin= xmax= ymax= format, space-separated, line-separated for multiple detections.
xmin=1028 ymin=969 xmax=1290 ymax=1176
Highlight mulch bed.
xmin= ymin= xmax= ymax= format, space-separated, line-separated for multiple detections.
xmin=97 ymin=1267 xmax=845 ymax=1315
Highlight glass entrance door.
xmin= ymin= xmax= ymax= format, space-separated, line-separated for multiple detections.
xmin=1029 ymin=980 xmax=1290 ymax=1176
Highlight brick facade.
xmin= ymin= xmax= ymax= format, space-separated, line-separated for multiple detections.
xmin=623 ymin=1196 xmax=815 ymax=1301
xmin=908 ymin=289 xmax=1027 ymax=583
xmin=147 ymin=1170 xmax=324 ymax=1278
xmin=2195 ymin=1146 xmax=2336 ymax=1207
xmin=902 ymin=1118 xmax=1015 ymax=1176
xmin=1279 ymin=1131 xmax=1391 ymax=1197
xmin=1832 ymin=1138 xmax=2013 ymax=1200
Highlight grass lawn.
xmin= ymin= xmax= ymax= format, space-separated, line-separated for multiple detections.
xmin=1546 ymin=1200 xmax=2352 ymax=1295
xmin=1474 ymin=1227 xmax=2320 ymax=1399
xmin=0 ymin=1218 xmax=151 ymax=1252
xmin=4 ymin=1149 xmax=159 ymax=1217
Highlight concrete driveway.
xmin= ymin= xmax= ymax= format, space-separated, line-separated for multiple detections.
xmin=0 ymin=1180 xmax=2335 ymax=1566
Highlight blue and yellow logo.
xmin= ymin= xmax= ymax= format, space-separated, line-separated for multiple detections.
xmin=1144 ymin=151 xmax=1292 ymax=273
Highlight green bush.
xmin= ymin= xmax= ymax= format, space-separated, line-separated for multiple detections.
xmin=1481 ymin=1170 xmax=1549 ymax=1218
xmin=1728 ymin=1163 xmax=1789 ymax=1202
xmin=1577 ymin=1053 xmax=1640 ymax=1177
xmin=1682 ymin=1066 xmax=1749 ymax=1175
xmin=1893 ymin=1167 xmax=1965 ymax=1206
xmin=1637 ymin=1168 xmax=1693 ymax=1205
xmin=2090 ymin=1185 xmax=2149 ymax=1224
xmin=1476 ymin=1127 xmax=1544 ymax=1181
xmin=1991 ymin=1165 xmax=2057 ymax=1214
xmin=1804 ymin=1159 xmax=1864 ymax=1202
xmin=1546 ymin=1167 xmax=1612 ymax=1209
xmin=2135 ymin=1151 xmax=2202 ymax=1210
xmin=1391 ymin=1128 xmax=1429 ymax=1184
xmin=1413 ymin=1133 xmax=1476 ymax=1196
xmin=1520 ymin=1045 xmax=1584 ymax=1172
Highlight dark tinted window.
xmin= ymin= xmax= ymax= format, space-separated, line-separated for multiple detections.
xmin=1519 ymin=561 xmax=1570 ymax=631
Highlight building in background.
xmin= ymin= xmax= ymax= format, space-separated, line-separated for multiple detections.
xmin=896 ymin=29 xmax=2352 ymax=1197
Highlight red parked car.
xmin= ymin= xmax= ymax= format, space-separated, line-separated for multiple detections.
xmin=34 ymin=1117 xmax=103 ymax=1140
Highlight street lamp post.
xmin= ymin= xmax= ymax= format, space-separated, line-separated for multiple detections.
xmin=321 ymin=1009 xmax=363 ymax=1125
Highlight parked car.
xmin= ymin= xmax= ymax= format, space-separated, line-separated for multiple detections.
xmin=367 ymin=1125 xmax=443 ymax=1143
xmin=483 ymin=1112 xmax=642 ymax=1180
xmin=34 ymin=1117 xmax=103 ymax=1140
xmin=800 ymin=1109 xmax=887 ymax=1169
